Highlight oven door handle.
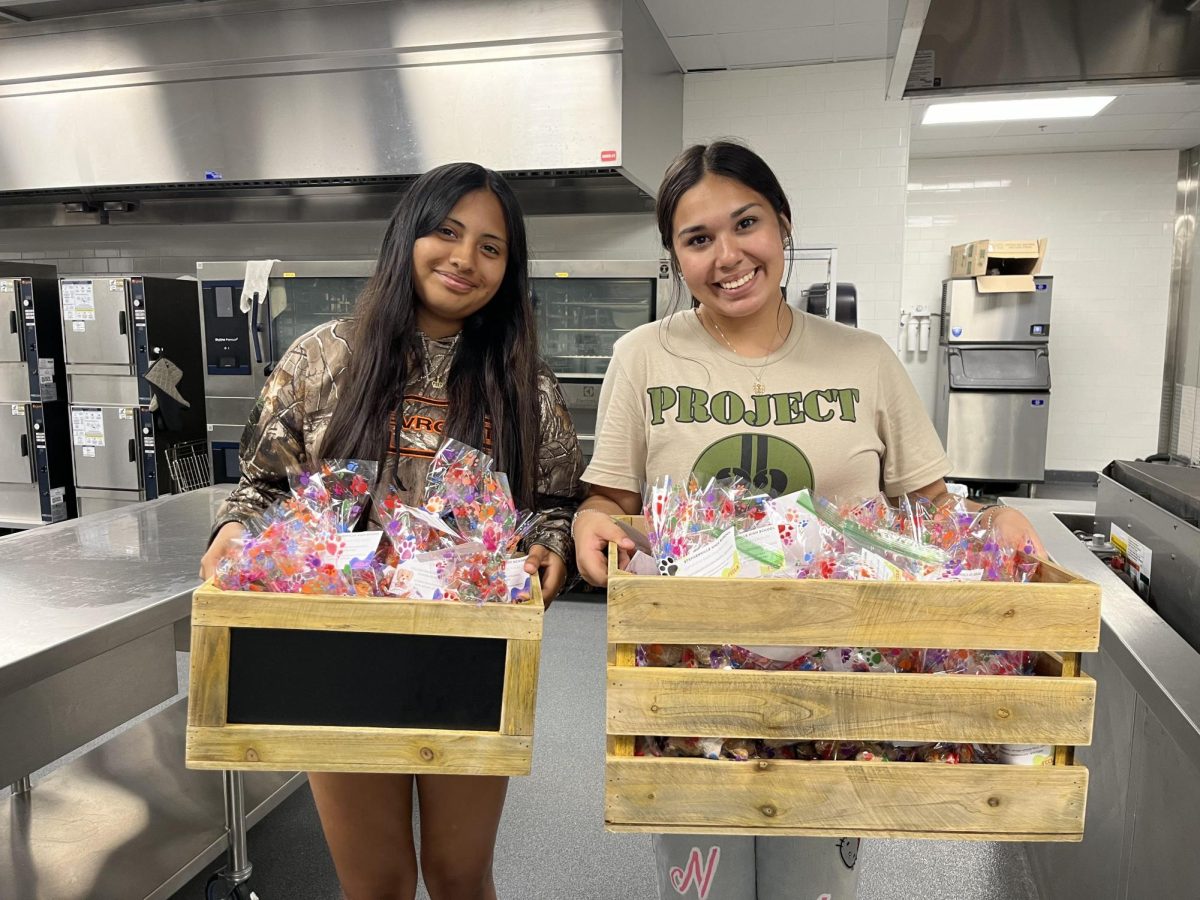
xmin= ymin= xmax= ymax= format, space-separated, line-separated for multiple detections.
xmin=249 ymin=290 xmax=263 ymax=365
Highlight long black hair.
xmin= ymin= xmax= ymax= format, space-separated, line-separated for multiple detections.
xmin=320 ymin=162 xmax=540 ymax=508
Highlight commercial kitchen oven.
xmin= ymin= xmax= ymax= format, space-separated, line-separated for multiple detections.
xmin=60 ymin=275 xmax=206 ymax=515
xmin=531 ymin=260 xmax=668 ymax=459
xmin=0 ymin=262 xmax=75 ymax=528
xmin=199 ymin=259 xmax=666 ymax=474
xmin=196 ymin=260 xmax=374 ymax=483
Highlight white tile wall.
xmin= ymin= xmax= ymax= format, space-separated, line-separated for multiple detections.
xmin=903 ymin=151 xmax=1177 ymax=473
xmin=683 ymin=59 xmax=911 ymax=341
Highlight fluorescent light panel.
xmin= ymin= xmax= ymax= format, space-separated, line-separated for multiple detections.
xmin=922 ymin=96 xmax=1116 ymax=125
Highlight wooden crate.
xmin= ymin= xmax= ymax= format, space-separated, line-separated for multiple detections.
xmin=605 ymin=518 xmax=1100 ymax=841
xmin=186 ymin=577 xmax=543 ymax=776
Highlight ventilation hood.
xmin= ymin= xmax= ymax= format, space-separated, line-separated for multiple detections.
xmin=0 ymin=0 xmax=681 ymax=219
xmin=898 ymin=0 xmax=1200 ymax=97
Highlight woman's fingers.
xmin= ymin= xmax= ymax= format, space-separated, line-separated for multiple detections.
xmin=199 ymin=521 xmax=246 ymax=580
xmin=574 ymin=516 xmax=635 ymax=587
xmin=537 ymin=551 xmax=567 ymax=605
xmin=523 ymin=544 xmax=548 ymax=575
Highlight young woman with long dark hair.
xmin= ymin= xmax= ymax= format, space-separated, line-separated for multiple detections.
xmin=200 ymin=162 xmax=584 ymax=900
xmin=572 ymin=141 xmax=1045 ymax=899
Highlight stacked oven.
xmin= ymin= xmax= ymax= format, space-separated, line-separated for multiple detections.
xmin=59 ymin=275 xmax=206 ymax=514
xmin=0 ymin=262 xmax=75 ymax=528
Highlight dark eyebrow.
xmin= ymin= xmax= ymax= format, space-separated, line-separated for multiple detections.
xmin=445 ymin=216 xmax=507 ymax=245
xmin=676 ymin=202 xmax=764 ymax=238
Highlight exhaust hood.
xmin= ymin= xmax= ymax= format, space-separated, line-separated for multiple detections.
xmin=903 ymin=0 xmax=1200 ymax=96
xmin=0 ymin=0 xmax=681 ymax=218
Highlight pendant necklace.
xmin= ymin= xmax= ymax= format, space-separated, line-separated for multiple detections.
xmin=419 ymin=333 xmax=461 ymax=390
xmin=697 ymin=308 xmax=776 ymax=395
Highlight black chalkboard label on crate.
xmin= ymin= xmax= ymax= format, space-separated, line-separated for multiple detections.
xmin=226 ymin=628 xmax=508 ymax=730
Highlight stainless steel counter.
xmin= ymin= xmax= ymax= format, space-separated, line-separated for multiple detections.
xmin=1006 ymin=497 xmax=1200 ymax=760
xmin=0 ymin=486 xmax=231 ymax=698
xmin=1006 ymin=497 xmax=1200 ymax=899
xmin=0 ymin=487 xmax=305 ymax=900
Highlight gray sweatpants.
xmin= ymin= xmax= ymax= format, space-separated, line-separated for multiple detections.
xmin=654 ymin=834 xmax=861 ymax=900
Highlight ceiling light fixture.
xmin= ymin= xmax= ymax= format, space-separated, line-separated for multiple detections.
xmin=922 ymin=96 xmax=1116 ymax=125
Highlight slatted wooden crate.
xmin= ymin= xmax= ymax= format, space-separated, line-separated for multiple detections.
xmin=186 ymin=577 xmax=543 ymax=776
xmin=605 ymin=517 xmax=1100 ymax=841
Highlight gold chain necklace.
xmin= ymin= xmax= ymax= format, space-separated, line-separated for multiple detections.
xmin=419 ymin=333 xmax=461 ymax=389
xmin=696 ymin=308 xmax=777 ymax=395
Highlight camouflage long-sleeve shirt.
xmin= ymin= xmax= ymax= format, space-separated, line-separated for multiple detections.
xmin=214 ymin=319 xmax=585 ymax=562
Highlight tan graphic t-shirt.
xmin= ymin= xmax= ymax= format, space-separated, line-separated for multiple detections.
xmin=582 ymin=308 xmax=951 ymax=500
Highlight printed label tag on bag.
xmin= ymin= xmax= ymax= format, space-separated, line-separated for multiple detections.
xmin=504 ymin=557 xmax=531 ymax=598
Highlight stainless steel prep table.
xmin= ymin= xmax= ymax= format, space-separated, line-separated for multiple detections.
xmin=1007 ymin=497 xmax=1200 ymax=900
xmin=0 ymin=487 xmax=300 ymax=899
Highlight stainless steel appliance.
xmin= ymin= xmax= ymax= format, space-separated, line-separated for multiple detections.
xmin=0 ymin=0 xmax=679 ymax=223
xmin=197 ymin=260 xmax=373 ymax=483
xmin=934 ymin=276 xmax=1052 ymax=483
xmin=61 ymin=276 xmax=206 ymax=514
xmin=0 ymin=262 xmax=75 ymax=528
xmin=531 ymin=260 xmax=667 ymax=458
xmin=1096 ymin=460 xmax=1200 ymax=654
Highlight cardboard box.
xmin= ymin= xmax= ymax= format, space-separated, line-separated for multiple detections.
xmin=950 ymin=239 xmax=1047 ymax=293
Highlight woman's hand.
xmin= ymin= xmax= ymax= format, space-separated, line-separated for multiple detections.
xmin=199 ymin=521 xmax=246 ymax=580
xmin=988 ymin=507 xmax=1047 ymax=558
xmin=574 ymin=508 xmax=636 ymax=588
xmin=523 ymin=544 xmax=567 ymax=607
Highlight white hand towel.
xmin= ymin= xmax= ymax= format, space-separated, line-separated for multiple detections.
xmin=239 ymin=259 xmax=280 ymax=313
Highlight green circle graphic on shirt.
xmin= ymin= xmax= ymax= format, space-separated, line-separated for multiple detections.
xmin=692 ymin=433 xmax=814 ymax=496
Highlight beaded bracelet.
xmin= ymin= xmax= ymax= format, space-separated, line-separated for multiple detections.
xmin=571 ymin=506 xmax=614 ymax=534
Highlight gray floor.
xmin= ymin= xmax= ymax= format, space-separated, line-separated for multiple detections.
xmin=163 ymin=597 xmax=1040 ymax=900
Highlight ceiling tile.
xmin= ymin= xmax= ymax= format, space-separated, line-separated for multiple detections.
xmin=916 ymin=122 xmax=1004 ymax=139
xmin=1125 ymin=130 xmax=1195 ymax=149
xmin=833 ymin=20 xmax=887 ymax=60
xmin=710 ymin=0 xmax=835 ymax=33
xmin=1166 ymin=111 xmax=1200 ymax=131
xmin=1104 ymin=91 xmax=1200 ymax=116
xmin=835 ymin=0 xmax=889 ymax=25
xmin=668 ymin=34 xmax=725 ymax=71
xmin=640 ymin=0 xmax=719 ymax=37
xmin=717 ymin=25 xmax=836 ymax=68
xmin=991 ymin=120 xmax=1088 ymax=136
xmin=1074 ymin=113 xmax=1187 ymax=133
